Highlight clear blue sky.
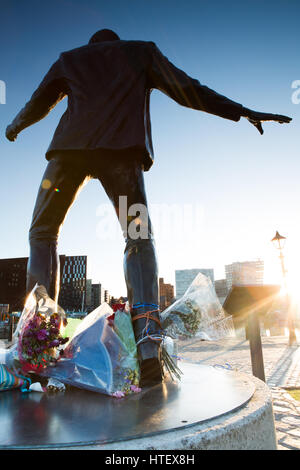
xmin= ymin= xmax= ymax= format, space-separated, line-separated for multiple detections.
xmin=1 ymin=0 xmax=299 ymax=297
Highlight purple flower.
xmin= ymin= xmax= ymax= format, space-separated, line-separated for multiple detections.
xmin=130 ymin=385 xmax=141 ymax=393
xmin=26 ymin=348 xmax=33 ymax=357
xmin=49 ymin=339 xmax=60 ymax=348
xmin=112 ymin=391 xmax=125 ymax=398
xmin=36 ymin=329 xmax=48 ymax=341
xmin=50 ymin=327 xmax=59 ymax=335
xmin=30 ymin=316 xmax=42 ymax=328
xmin=24 ymin=330 xmax=34 ymax=337
xmin=50 ymin=316 xmax=60 ymax=327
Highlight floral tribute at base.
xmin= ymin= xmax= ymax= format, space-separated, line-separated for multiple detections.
xmin=160 ymin=273 xmax=235 ymax=341
xmin=18 ymin=311 xmax=69 ymax=373
xmin=39 ymin=301 xmax=142 ymax=398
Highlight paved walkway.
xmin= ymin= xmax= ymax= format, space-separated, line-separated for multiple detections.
xmin=177 ymin=335 xmax=300 ymax=450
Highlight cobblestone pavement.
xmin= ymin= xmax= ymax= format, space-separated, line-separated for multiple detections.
xmin=177 ymin=335 xmax=300 ymax=450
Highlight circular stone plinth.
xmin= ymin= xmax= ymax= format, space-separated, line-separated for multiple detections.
xmin=0 ymin=363 xmax=275 ymax=450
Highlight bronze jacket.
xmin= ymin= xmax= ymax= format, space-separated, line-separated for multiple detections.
xmin=11 ymin=40 xmax=244 ymax=171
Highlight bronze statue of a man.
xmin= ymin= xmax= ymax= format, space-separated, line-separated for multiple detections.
xmin=6 ymin=29 xmax=291 ymax=385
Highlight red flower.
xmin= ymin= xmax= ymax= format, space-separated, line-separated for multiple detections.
xmin=107 ymin=313 xmax=115 ymax=327
xmin=21 ymin=362 xmax=44 ymax=374
xmin=112 ymin=303 xmax=126 ymax=313
xmin=107 ymin=303 xmax=126 ymax=327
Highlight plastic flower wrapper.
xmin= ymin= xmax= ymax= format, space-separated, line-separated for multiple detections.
xmin=0 ymin=285 xmax=68 ymax=375
xmin=160 ymin=273 xmax=235 ymax=341
xmin=39 ymin=303 xmax=141 ymax=397
xmin=112 ymin=304 xmax=140 ymax=392
xmin=0 ymin=342 xmax=19 ymax=371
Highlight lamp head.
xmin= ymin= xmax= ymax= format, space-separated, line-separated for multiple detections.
xmin=271 ymin=231 xmax=286 ymax=250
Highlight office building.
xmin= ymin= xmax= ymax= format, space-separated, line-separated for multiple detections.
xmin=104 ymin=289 xmax=110 ymax=304
xmin=85 ymin=279 xmax=92 ymax=310
xmin=90 ymin=283 xmax=104 ymax=311
xmin=225 ymin=260 xmax=264 ymax=291
xmin=0 ymin=255 xmax=89 ymax=313
xmin=0 ymin=257 xmax=28 ymax=312
xmin=159 ymin=278 xmax=175 ymax=310
xmin=175 ymin=268 xmax=214 ymax=299
xmin=58 ymin=255 xmax=87 ymax=312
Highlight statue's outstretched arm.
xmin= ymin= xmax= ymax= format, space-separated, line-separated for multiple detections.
xmin=148 ymin=42 xmax=292 ymax=132
xmin=6 ymin=59 xmax=67 ymax=142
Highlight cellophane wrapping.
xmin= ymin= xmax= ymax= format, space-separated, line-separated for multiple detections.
xmin=40 ymin=303 xmax=141 ymax=396
xmin=14 ymin=285 xmax=67 ymax=373
xmin=160 ymin=273 xmax=235 ymax=340
xmin=0 ymin=285 xmax=67 ymax=373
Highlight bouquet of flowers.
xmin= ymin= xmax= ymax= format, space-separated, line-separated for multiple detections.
xmin=12 ymin=285 xmax=68 ymax=374
xmin=18 ymin=311 xmax=69 ymax=373
xmin=160 ymin=273 xmax=234 ymax=341
xmin=40 ymin=302 xmax=142 ymax=397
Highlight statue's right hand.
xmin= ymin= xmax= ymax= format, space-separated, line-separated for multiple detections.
xmin=241 ymin=108 xmax=292 ymax=135
xmin=5 ymin=124 xmax=18 ymax=142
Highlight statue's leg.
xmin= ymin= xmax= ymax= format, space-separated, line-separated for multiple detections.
xmin=27 ymin=154 xmax=88 ymax=302
xmin=97 ymin=157 xmax=163 ymax=385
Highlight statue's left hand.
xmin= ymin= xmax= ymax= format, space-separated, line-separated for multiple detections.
xmin=242 ymin=108 xmax=292 ymax=135
xmin=5 ymin=124 xmax=18 ymax=142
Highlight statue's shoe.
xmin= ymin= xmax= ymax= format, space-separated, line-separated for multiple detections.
xmin=137 ymin=339 xmax=164 ymax=387
xmin=131 ymin=308 xmax=164 ymax=387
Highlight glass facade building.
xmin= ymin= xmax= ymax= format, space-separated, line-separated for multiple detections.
xmin=58 ymin=255 xmax=87 ymax=312
xmin=175 ymin=268 xmax=214 ymax=299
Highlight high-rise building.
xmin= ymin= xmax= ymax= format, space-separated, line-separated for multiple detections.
xmin=0 ymin=256 xmax=68 ymax=312
xmin=0 ymin=255 xmax=90 ymax=312
xmin=225 ymin=260 xmax=264 ymax=291
xmin=159 ymin=278 xmax=175 ymax=310
xmin=104 ymin=289 xmax=110 ymax=304
xmin=91 ymin=283 xmax=104 ymax=311
xmin=85 ymin=279 xmax=92 ymax=309
xmin=79 ymin=280 xmax=108 ymax=313
xmin=58 ymin=255 xmax=87 ymax=312
xmin=175 ymin=268 xmax=214 ymax=299
xmin=0 ymin=257 xmax=28 ymax=312
xmin=0 ymin=255 xmax=110 ymax=314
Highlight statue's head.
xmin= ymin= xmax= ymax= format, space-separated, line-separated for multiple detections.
xmin=88 ymin=29 xmax=120 ymax=44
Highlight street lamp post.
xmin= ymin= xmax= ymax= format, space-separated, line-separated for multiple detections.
xmin=271 ymin=231 xmax=297 ymax=345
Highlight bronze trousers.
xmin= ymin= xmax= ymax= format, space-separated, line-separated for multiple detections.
xmin=27 ymin=151 xmax=159 ymax=314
